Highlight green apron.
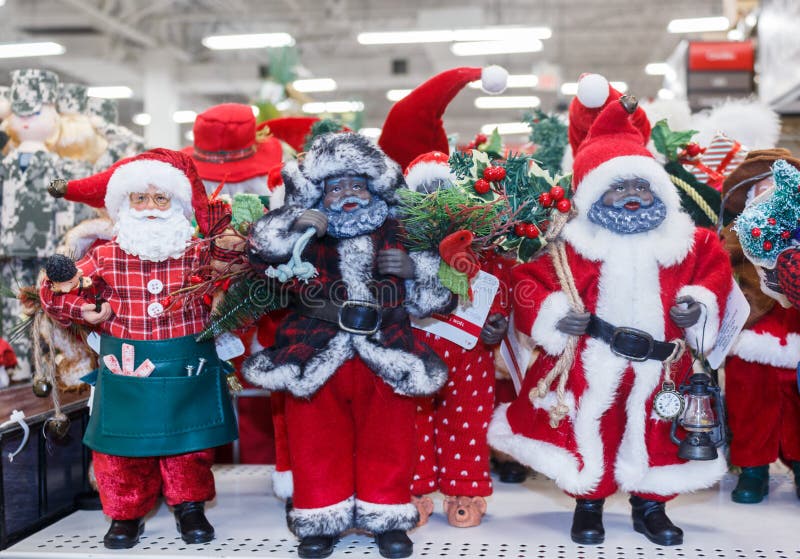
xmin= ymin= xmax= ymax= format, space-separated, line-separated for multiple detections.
xmin=84 ymin=335 xmax=238 ymax=457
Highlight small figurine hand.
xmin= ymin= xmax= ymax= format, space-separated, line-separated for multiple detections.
xmin=670 ymin=295 xmax=702 ymax=328
xmin=81 ymin=301 xmax=112 ymax=325
xmin=292 ymin=209 xmax=328 ymax=238
xmin=556 ymin=310 xmax=591 ymax=336
xmin=377 ymin=248 xmax=415 ymax=278
xmin=480 ymin=313 xmax=508 ymax=345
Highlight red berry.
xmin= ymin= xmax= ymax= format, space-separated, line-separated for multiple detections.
xmin=550 ymin=186 xmax=565 ymax=201
xmin=482 ymin=167 xmax=494 ymax=180
xmin=493 ymin=167 xmax=506 ymax=181
xmin=751 ymin=227 xmax=761 ymax=238
xmin=539 ymin=192 xmax=553 ymax=207
xmin=556 ymin=199 xmax=572 ymax=213
xmin=474 ymin=178 xmax=491 ymax=194
xmin=160 ymin=296 xmax=172 ymax=307
xmin=767 ymin=217 xmax=777 ymax=225
xmin=203 ymin=293 xmax=213 ymax=306
xmin=525 ymin=224 xmax=540 ymax=239
xmin=190 ymin=274 xmax=204 ymax=284
xmin=763 ymin=240 xmax=773 ymax=251
xmin=685 ymin=143 xmax=702 ymax=157
xmin=474 ymin=133 xmax=488 ymax=145
xmin=782 ymin=230 xmax=792 ymax=240
xmin=514 ymin=223 xmax=527 ymax=237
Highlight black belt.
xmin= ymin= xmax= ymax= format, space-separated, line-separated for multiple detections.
xmin=294 ymin=299 xmax=407 ymax=335
xmin=586 ymin=314 xmax=676 ymax=362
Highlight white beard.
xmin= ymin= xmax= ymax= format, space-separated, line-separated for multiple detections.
xmin=115 ymin=205 xmax=195 ymax=262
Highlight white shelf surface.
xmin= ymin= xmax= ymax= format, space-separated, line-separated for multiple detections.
xmin=2 ymin=464 xmax=799 ymax=558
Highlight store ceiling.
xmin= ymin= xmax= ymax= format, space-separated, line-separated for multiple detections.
xmin=0 ymin=0 xmax=727 ymax=141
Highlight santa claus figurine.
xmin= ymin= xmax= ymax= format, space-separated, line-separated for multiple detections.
xmin=722 ymin=150 xmax=800 ymax=502
xmin=489 ymin=76 xmax=734 ymax=546
xmin=40 ymin=149 xmax=238 ymax=549
xmin=242 ymin=132 xmax=453 ymax=559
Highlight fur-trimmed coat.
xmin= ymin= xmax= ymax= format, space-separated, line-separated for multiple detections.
xmin=242 ymin=210 xmax=452 ymax=399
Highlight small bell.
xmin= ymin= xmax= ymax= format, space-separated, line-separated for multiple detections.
xmin=32 ymin=378 xmax=53 ymax=398
xmin=45 ymin=413 xmax=71 ymax=439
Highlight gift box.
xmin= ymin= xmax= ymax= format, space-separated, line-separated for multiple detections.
xmin=684 ymin=133 xmax=749 ymax=190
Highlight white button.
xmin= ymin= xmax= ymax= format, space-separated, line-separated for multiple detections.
xmin=147 ymin=302 xmax=164 ymax=317
xmin=147 ymin=279 xmax=164 ymax=295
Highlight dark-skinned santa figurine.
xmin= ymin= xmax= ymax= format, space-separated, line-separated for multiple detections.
xmin=489 ymin=74 xmax=734 ymax=546
xmin=378 ymin=65 xmax=512 ymax=528
xmin=720 ymin=149 xmax=800 ymax=504
xmin=242 ymin=132 xmax=453 ymax=559
xmin=40 ymin=149 xmax=238 ymax=550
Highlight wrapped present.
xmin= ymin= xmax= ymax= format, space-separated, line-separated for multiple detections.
xmin=683 ymin=133 xmax=748 ymax=191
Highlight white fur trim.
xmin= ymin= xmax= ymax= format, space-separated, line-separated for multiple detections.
xmin=404 ymin=161 xmax=455 ymax=192
xmin=481 ymin=65 xmax=508 ymax=95
xmin=289 ymin=495 xmax=355 ymax=538
xmin=271 ymin=469 xmax=294 ymax=500
xmin=405 ymin=251 xmax=453 ymax=318
xmin=269 ymin=183 xmax=285 ymax=211
xmin=731 ymin=330 xmax=800 ymax=369
xmin=532 ymin=390 xmax=576 ymax=421
xmin=565 ymin=156 xmax=695 ymax=266
xmin=57 ymin=217 xmax=113 ymax=258
xmin=577 ymin=74 xmax=609 ymax=109
xmin=677 ymin=285 xmax=720 ymax=354
xmin=249 ymin=205 xmax=306 ymax=264
xmin=105 ymin=159 xmax=192 ymax=220
xmin=354 ymin=499 xmax=418 ymax=533
xmin=352 ymin=335 xmax=446 ymax=396
xmin=339 ymin=236 xmax=375 ymax=302
xmin=530 ymin=291 xmax=571 ymax=356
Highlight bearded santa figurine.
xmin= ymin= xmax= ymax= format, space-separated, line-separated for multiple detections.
xmin=242 ymin=133 xmax=452 ymax=559
xmin=721 ymin=149 xmax=800 ymax=503
xmin=489 ymin=76 xmax=734 ymax=546
xmin=40 ymin=149 xmax=238 ymax=550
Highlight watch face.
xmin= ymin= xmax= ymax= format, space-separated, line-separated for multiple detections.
xmin=654 ymin=390 xmax=684 ymax=420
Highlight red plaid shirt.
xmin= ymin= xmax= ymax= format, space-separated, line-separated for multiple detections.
xmin=41 ymin=241 xmax=210 ymax=340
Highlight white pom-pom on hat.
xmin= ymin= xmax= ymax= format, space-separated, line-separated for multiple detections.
xmin=481 ymin=65 xmax=508 ymax=94
xmin=576 ymin=73 xmax=609 ymax=108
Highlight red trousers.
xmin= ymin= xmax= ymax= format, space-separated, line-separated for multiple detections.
xmin=412 ymin=333 xmax=494 ymax=497
xmin=92 ymin=449 xmax=215 ymax=519
xmin=726 ymin=356 xmax=800 ymax=467
xmin=285 ymin=357 xmax=418 ymax=537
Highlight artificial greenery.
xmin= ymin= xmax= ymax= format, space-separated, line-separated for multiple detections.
xmin=651 ymin=119 xmax=698 ymax=162
xmin=524 ymin=109 xmax=568 ymax=173
xmin=197 ymin=276 xmax=286 ymax=342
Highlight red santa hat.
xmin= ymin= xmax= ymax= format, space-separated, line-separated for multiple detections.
xmin=378 ymin=66 xmax=508 ymax=170
xmin=403 ymin=151 xmax=454 ymax=192
xmin=568 ymin=73 xmax=651 ymax=155
xmin=181 ymin=103 xmax=283 ymax=183
xmin=264 ymin=116 xmax=320 ymax=152
xmin=61 ymin=148 xmax=213 ymax=235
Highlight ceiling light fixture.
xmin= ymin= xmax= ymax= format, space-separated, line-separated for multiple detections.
xmin=0 ymin=41 xmax=65 ymax=59
xmin=386 ymin=89 xmax=411 ymax=101
xmin=480 ymin=122 xmax=530 ymax=135
xmin=469 ymin=74 xmax=539 ymax=89
xmin=474 ymin=95 xmax=540 ymax=109
xmin=357 ymin=27 xmax=552 ymax=45
xmin=87 ymin=86 xmax=133 ymax=99
xmin=132 ymin=113 xmax=151 ymax=126
xmin=302 ymin=101 xmax=364 ymax=114
xmin=451 ymin=39 xmax=543 ymax=56
xmin=202 ymin=32 xmax=295 ymax=50
xmin=667 ymin=16 xmax=730 ymax=34
xmin=172 ymin=110 xmax=197 ymax=124
xmin=292 ymin=78 xmax=337 ymax=93
xmin=358 ymin=128 xmax=382 ymax=138
xmin=645 ymin=63 xmax=671 ymax=76
xmin=561 ymin=81 xmax=627 ymax=95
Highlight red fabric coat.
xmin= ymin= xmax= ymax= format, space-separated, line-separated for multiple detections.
xmin=490 ymin=227 xmax=733 ymax=499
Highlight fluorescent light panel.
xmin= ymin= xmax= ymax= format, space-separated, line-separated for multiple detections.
xmin=645 ymin=63 xmax=670 ymax=76
xmin=667 ymin=16 xmax=730 ymax=34
xmin=386 ymin=89 xmax=411 ymax=101
xmin=0 ymin=41 xmax=65 ymax=58
xmin=302 ymin=101 xmax=364 ymax=114
xmin=451 ymin=39 xmax=543 ymax=56
xmin=610 ymin=81 xmax=628 ymax=93
xmin=87 ymin=86 xmax=133 ymax=99
xmin=292 ymin=78 xmax=337 ymax=93
xmin=468 ymin=74 xmax=538 ymax=89
xmin=132 ymin=113 xmax=151 ymax=126
xmin=561 ymin=81 xmax=627 ymax=95
xmin=173 ymin=110 xmax=197 ymax=123
xmin=657 ymin=88 xmax=677 ymax=100
xmin=357 ymin=26 xmax=552 ymax=45
xmin=359 ymin=127 xmax=382 ymax=138
xmin=480 ymin=122 xmax=530 ymax=135
xmin=475 ymin=95 xmax=540 ymax=109
xmin=202 ymin=32 xmax=294 ymax=50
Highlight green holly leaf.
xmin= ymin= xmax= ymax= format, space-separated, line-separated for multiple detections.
xmin=480 ymin=128 xmax=504 ymax=159
xmin=651 ymin=119 xmax=698 ymax=162
xmin=438 ymin=260 xmax=470 ymax=298
xmin=517 ymin=237 xmax=544 ymax=263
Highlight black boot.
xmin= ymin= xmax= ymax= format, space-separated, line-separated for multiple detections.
xmin=792 ymin=462 xmax=800 ymax=500
xmin=173 ymin=501 xmax=214 ymax=544
xmin=629 ymin=495 xmax=683 ymax=546
xmin=498 ymin=460 xmax=528 ymax=483
xmin=570 ymin=498 xmax=605 ymax=544
xmin=731 ymin=465 xmax=769 ymax=503
xmin=297 ymin=535 xmax=337 ymax=558
xmin=375 ymin=530 xmax=413 ymax=559
xmin=103 ymin=518 xmax=144 ymax=549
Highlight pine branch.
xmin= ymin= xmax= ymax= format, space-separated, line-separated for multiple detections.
xmin=197 ymin=276 xmax=286 ymax=342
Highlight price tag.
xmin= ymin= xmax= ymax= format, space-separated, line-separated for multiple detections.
xmin=706 ymin=282 xmax=750 ymax=370
xmin=215 ymin=332 xmax=246 ymax=361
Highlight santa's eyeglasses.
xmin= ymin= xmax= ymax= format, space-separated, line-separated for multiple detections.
xmin=129 ymin=192 xmax=171 ymax=207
